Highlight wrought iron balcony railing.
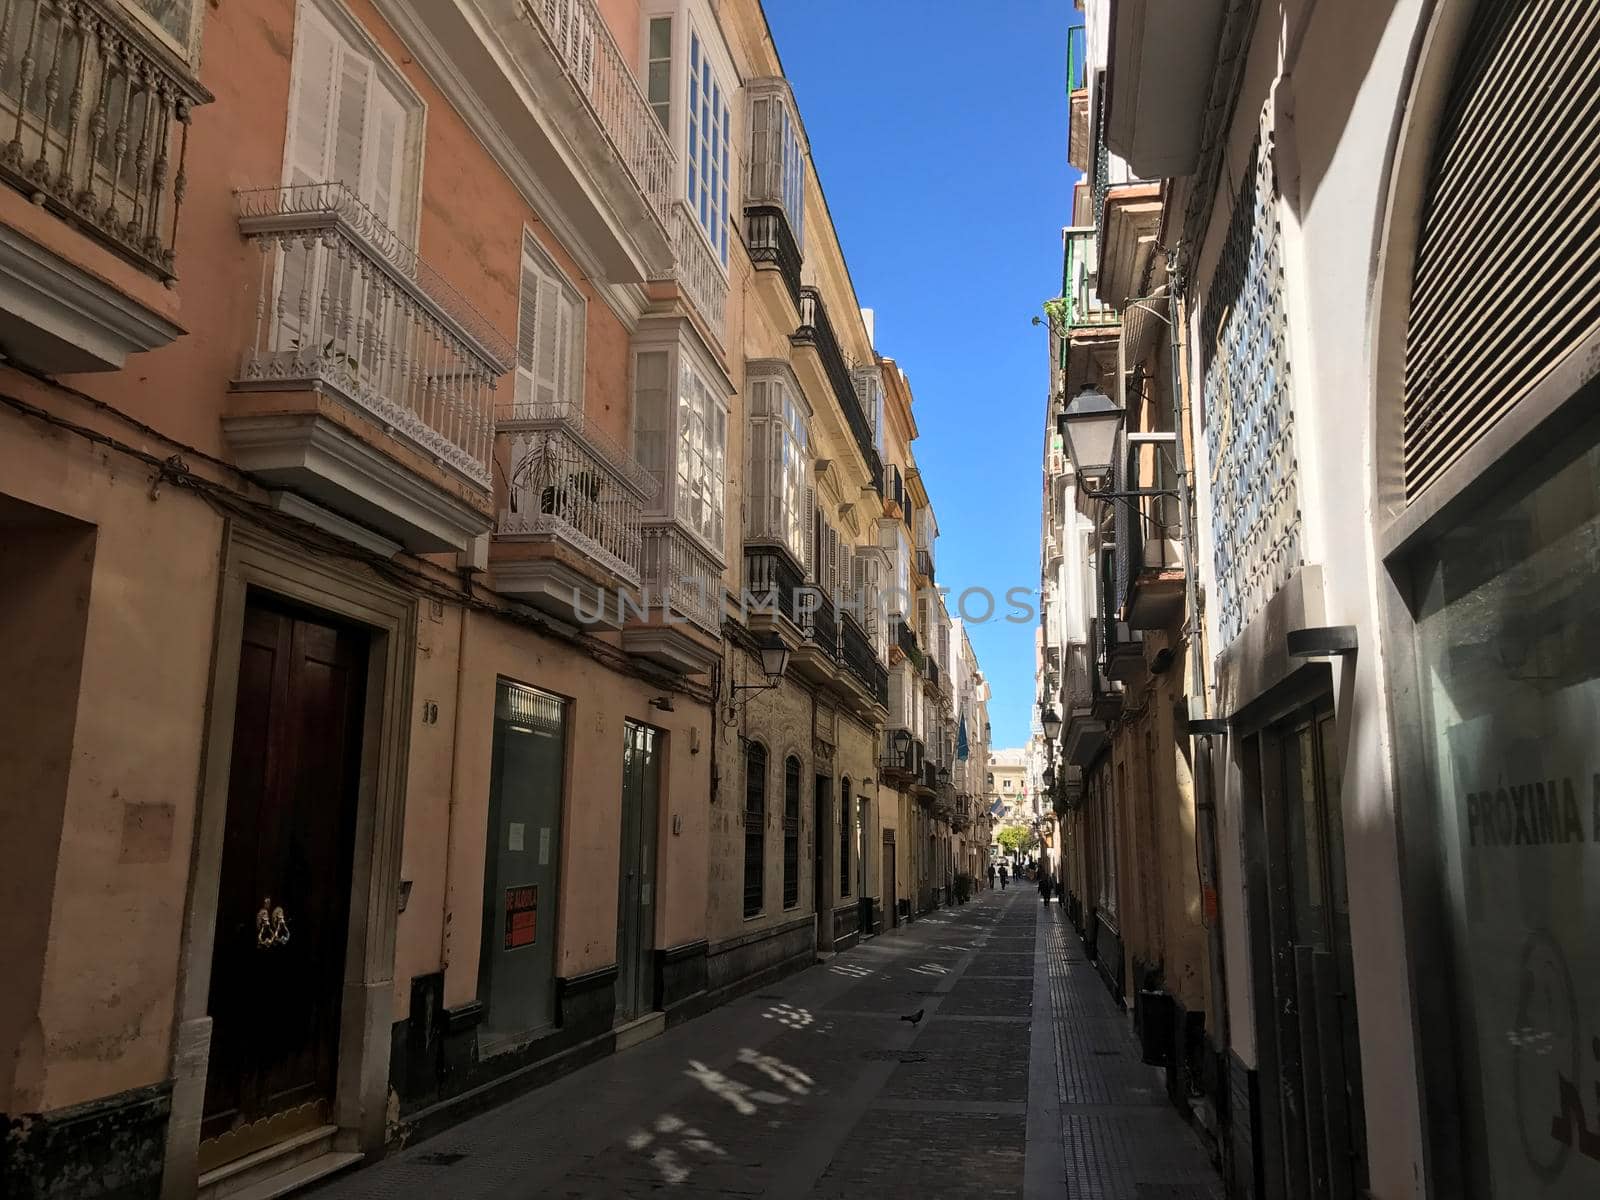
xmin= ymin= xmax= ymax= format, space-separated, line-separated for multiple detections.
xmin=794 ymin=286 xmax=883 ymax=493
xmin=879 ymin=728 xmax=923 ymax=776
xmin=236 ymin=183 xmax=512 ymax=486
xmin=840 ymin=611 xmax=887 ymax=707
xmin=895 ymin=618 xmax=919 ymax=660
xmin=800 ymin=590 xmax=839 ymax=659
xmin=500 ymin=424 xmax=653 ymax=584
xmin=521 ymin=0 xmax=671 ymax=226
xmin=885 ymin=463 xmax=906 ymax=512
xmin=745 ymin=203 xmax=802 ymax=307
xmin=745 ymin=544 xmax=805 ymax=623
xmin=0 ymin=0 xmax=211 ymax=280
xmin=641 ymin=520 xmax=722 ymax=634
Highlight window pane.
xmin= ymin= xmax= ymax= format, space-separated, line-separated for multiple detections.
xmin=1413 ymin=423 xmax=1600 ymax=1195
xmin=649 ymin=16 xmax=672 ymax=59
xmin=132 ymin=0 xmax=192 ymax=47
xmin=633 ymin=350 xmax=671 ymax=499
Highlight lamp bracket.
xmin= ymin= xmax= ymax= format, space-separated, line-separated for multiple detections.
xmin=1081 ymin=485 xmax=1182 ymax=506
xmin=1286 ymin=626 xmax=1359 ymax=658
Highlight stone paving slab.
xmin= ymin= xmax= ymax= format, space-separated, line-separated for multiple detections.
xmin=304 ymin=892 xmax=1222 ymax=1199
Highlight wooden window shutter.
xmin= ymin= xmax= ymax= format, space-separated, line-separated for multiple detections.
xmin=826 ymin=526 xmax=838 ymax=595
xmin=803 ymin=485 xmax=816 ymax=576
xmin=331 ymin=50 xmax=371 ymax=190
xmin=533 ymin=271 xmax=562 ymax=410
xmin=515 ymin=253 xmax=541 ymax=408
xmin=288 ymin=10 xmax=339 ymax=187
xmin=367 ymin=92 xmax=405 ymax=226
xmin=1402 ymin=0 xmax=1600 ymax=500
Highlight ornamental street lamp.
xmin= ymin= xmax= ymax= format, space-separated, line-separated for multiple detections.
xmin=1040 ymin=706 xmax=1063 ymax=742
xmin=894 ymin=727 xmax=912 ymax=770
xmin=1057 ymin=384 xmax=1125 ymax=484
xmin=723 ymin=633 xmax=791 ymax=725
xmin=1056 ymin=383 xmax=1182 ymax=511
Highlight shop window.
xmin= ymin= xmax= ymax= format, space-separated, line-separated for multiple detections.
xmin=1411 ymin=420 xmax=1600 ymax=1194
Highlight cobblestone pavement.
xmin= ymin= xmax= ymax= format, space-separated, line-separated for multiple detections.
xmin=307 ymin=890 xmax=1221 ymax=1198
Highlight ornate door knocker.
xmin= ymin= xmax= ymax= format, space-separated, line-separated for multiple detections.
xmin=255 ymin=897 xmax=291 ymax=948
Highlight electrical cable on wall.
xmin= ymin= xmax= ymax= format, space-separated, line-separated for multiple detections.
xmin=0 ymin=380 xmax=710 ymax=704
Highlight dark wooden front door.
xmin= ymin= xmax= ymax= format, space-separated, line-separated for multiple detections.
xmin=200 ymin=599 xmax=367 ymax=1166
xmin=882 ymin=830 xmax=897 ymax=929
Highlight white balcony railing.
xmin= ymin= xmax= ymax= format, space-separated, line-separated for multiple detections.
xmin=641 ymin=521 xmax=723 ymax=634
xmin=500 ymin=424 xmax=653 ymax=585
xmin=651 ymin=200 xmax=728 ymax=337
xmin=501 ymin=396 xmax=657 ymax=496
xmin=522 ymin=0 xmax=672 ymax=224
xmin=236 ymin=183 xmax=512 ymax=487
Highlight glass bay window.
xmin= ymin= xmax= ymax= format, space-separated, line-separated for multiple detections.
xmin=632 ymin=329 xmax=729 ymax=557
xmin=641 ymin=0 xmax=735 ymax=267
xmin=744 ymin=362 xmax=811 ymax=567
xmin=747 ymin=77 xmax=805 ymax=250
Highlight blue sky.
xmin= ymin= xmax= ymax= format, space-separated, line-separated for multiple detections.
xmin=765 ymin=1 xmax=1079 ymax=750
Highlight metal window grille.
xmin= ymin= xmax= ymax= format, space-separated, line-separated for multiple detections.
xmin=782 ymin=756 xmax=801 ymax=909
xmin=744 ymin=743 xmax=766 ymax=917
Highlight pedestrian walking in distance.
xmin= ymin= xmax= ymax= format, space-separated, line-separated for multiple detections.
xmin=1039 ymin=869 xmax=1053 ymax=905
xmin=998 ymin=864 xmax=1008 ymax=889
xmin=986 ymin=863 xmax=997 ymax=890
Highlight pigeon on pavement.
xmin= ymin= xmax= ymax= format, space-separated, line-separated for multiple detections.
xmin=900 ymin=1008 xmax=925 ymax=1025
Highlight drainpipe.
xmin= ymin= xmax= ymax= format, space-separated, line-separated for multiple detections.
xmin=1170 ymin=277 xmax=1232 ymax=1148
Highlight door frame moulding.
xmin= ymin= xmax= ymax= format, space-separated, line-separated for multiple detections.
xmin=163 ymin=522 xmax=417 ymax=1197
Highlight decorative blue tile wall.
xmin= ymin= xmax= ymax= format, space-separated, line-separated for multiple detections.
xmin=1200 ymin=122 xmax=1303 ymax=647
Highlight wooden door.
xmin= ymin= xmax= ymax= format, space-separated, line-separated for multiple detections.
xmin=615 ymin=721 xmax=660 ymax=1023
xmin=1250 ymin=701 xmax=1368 ymax=1200
xmin=882 ymin=830 xmax=896 ymax=929
xmin=201 ymin=600 xmax=367 ymax=1165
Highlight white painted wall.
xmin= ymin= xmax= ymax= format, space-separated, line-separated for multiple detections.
xmin=1180 ymin=1 xmax=1437 ymax=1195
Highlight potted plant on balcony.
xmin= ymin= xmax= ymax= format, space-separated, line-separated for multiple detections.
xmin=540 ymin=469 xmax=602 ymax=520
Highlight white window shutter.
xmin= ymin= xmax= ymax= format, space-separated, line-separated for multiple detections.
xmin=826 ymin=526 xmax=838 ymax=595
xmin=368 ymin=90 xmax=405 ymax=228
xmin=332 ymin=50 xmax=371 ymax=191
xmin=711 ymin=402 xmax=726 ymax=546
xmin=534 ymin=272 xmax=562 ymax=410
xmin=554 ymin=289 xmax=574 ymax=408
xmin=515 ymin=254 xmax=540 ymax=408
xmin=289 ymin=10 xmax=339 ymax=186
xmin=746 ymin=417 xmax=768 ymax=539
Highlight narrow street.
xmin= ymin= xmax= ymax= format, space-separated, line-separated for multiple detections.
xmin=308 ymin=891 xmax=1220 ymax=1199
